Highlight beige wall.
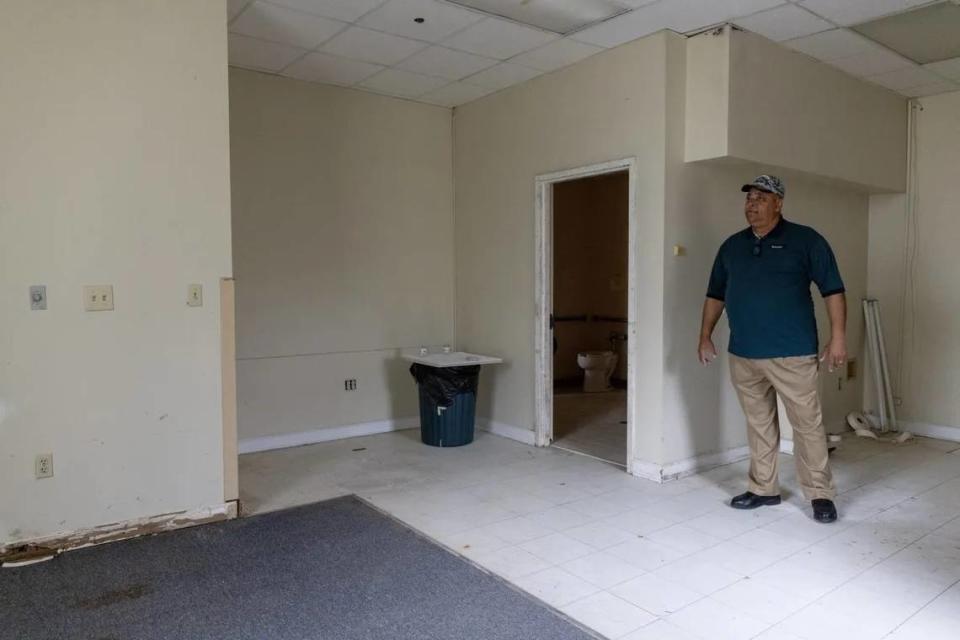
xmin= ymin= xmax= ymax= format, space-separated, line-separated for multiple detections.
xmin=664 ymin=34 xmax=869 ymax=466
xmin=454 ymin=30 xmax=883 ymax=472
xmin=229 ymin=69 xmax=454 ymax=442
xmin=687 ymin=28 xmax=907 ymax=194
xmin=868 ymin=91 xmax=960 ymax=434
xmin=553 ymin=172 xmax=629 ymax=381
xmin=454 ymin=34 xmax=670 ymax=467
xmin=0 ymin=1 xmax=232 ymax=544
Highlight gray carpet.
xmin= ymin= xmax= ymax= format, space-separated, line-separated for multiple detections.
xmin=1 ymin=496 xmax=598 ymax=640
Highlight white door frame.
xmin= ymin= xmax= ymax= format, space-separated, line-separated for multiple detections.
xmin=534 ymin=157 xmax=638 ymax=474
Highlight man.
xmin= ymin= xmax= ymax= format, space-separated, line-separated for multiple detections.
xmin=698 ymin=175 xmax=846 ymax=524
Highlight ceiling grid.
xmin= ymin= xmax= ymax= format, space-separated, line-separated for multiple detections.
xmin=226 ymin=0 xmax=960 ymax=107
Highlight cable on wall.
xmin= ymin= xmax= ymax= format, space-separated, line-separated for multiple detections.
xmin=896 ymin=98 xmax=923 ymax=405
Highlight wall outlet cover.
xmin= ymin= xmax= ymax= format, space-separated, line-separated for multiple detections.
xmin=35 ymin=453 xmax=53 ymax=479
xmin=84 ymin=285 xmax=114 ymax=312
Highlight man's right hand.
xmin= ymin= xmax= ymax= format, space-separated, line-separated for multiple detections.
xmin=698 ymin=337 xmax=718 ymax=366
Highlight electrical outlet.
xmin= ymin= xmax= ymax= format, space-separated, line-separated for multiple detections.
xmin=83 ymin=285 xmax=114 ymax=311
xmin=344 ymin=379 xmax=357 ymax=391
xmin=30 ymin=285 xmax=47 ymax=310
xmin=35 ymin=453 xmax=53 ymax=479
xmin=187 ymin=284 xmax=203 ymax=307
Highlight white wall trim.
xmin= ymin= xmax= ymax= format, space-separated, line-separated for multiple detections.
xmin=2 ymin=502 xmax=237 ymax=555
xmin=239 ymin=418 xmax=420 ymax=454
xmin=901 ymin=421 xmax=960 ymax=443
xmin=630 ymin=458 xmax=667 ymax=483
xmin=661 ymin=445 xmax=752 ymax=482
xmin=534 ymin=157 xmax=639 ymax=473
xmin=478 ymin=418 xmax=537 ymax=445
xmin=780 ymin=439 xmax=794 ymax=455
xmin=631 ymin=444 xmax=754 ymax=483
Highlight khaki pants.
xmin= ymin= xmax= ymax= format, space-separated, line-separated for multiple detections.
xmin=729 ymin=355 xmax=835 ymax=501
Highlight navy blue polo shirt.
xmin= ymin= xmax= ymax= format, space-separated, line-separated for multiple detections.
xmin=706 ymin=218 xmax=845 ymax=359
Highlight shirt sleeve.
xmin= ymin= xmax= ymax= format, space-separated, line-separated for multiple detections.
xmin=809 ymin=233 xmax=845 ymax=297
xmin=706 ymin=247 xmax=728 ymax=301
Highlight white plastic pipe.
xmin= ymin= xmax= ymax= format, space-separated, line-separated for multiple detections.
xmin=863 ymin=300 xmax=887 ymax=431
xmin=870 ymin=301 xmax=898 ymax=431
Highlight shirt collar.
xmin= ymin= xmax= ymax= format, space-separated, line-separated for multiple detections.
xmin=750 ymin=216 xmax=786 ymax=241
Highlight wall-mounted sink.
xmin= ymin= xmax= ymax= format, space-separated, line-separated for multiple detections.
xmin=403 ymin=351 xmax=503 ymax=368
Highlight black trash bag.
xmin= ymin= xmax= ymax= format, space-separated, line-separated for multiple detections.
xmin=409 ymin=364 xmax=481 ymax=408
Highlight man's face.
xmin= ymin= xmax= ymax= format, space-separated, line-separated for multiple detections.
xmin=744 ymin=188 xmax=783 ymax=230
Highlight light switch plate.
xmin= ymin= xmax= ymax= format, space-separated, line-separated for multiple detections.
xmin=30 ymin=285 xmax=47 ymax=310
xmin=84 ymin=285 xmax=114 ymax=311
xmin=187 ymin=284 xmax=203 ymax=307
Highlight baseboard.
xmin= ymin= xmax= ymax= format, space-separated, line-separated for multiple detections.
xmin=477 ymin=418 xmax=537 ymax=445
xmin=661 ymin=445 xmax=753 ymax=482
xmin=239 ymin=418 xmax=420 ymax=454
xmin=630 ymin=459 xmax=667 ymax=483
xmin=1 ymin=501 xmax=237 ymax=556
xmin=631 ymin=444 xmax=754 ymax=483
xmin=900 ymin=421 xmax=960 ymax=443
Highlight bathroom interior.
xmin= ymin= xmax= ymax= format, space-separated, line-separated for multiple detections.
xmin=552 ymin=170 xmax=629 ymax=466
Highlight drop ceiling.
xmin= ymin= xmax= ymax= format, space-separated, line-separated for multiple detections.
xmin=227 ymin=0 xmax=960 ymax=107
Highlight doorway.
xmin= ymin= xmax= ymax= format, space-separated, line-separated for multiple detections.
xmin=535 ymin=159 xmax=637 ymax=471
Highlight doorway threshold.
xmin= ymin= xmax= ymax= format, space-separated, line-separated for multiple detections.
xmin=551 ymin=443 xmax=627 ymax=469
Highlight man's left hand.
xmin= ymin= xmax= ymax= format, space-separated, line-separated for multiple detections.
xmin=820 ymin=337 xmax=847 ymax=373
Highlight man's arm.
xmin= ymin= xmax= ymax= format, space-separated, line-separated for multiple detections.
xmin=821 ymin=293 xmax=847 ymax=372
xmin=698 ymin=298 xmax=725 ymax=365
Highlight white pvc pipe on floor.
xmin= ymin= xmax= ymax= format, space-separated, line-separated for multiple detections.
xmin=870 ymin=301 xmax=898 ymax=431
xmin=863 ymin=299 xmax=888 ymax=431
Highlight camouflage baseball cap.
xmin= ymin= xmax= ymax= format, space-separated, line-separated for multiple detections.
xmin=741 ymin=175 xmax=785 ymax=198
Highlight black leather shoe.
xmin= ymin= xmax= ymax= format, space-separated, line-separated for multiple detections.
xmin=812 ymin=499 xmax=838 ymax=523
xmin=730 ymin=491 xmax=781 ymax=510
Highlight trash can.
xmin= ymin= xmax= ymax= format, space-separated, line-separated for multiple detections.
xmin=409 ymin=364 xmax=481 ymax=447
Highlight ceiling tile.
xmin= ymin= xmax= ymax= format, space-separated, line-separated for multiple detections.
xmin=449 ymin=0 xmax=635 ymax=35
xmin=734 ymin=4 xmax=833 ymax=42
xmin=282 ymin=52 xmax=384 ymax=85
xmin=230 ymin=1 xmax=346 ymax=49
xmin=265 ymin=0 xmax=387 ymax=23
xmin=420 ymin=81 xmax=497 ymax=107
xmin=441 ymin=18 xmax=557 ymax=59
xmin=572 ymin=0 xmax=785 ymax=48
xmin=228 ymin=0 xmax=251 ymax=22
xmin=358 ymin=68 xmax=450 ymax=98
xmin=463 ymin=62 xmax=543 ymax=90
xmin=851 ymin=2 xmax=960 ymax=65
xmin=321 ymin=26 xmax=428 ymax=65
xmin=784 ymin=28 xmax=878 ymax=61
xmin=228 ymin=33 xmax=306 ymax=71
xmin=359 ymin=0 xmax=484 ymax=43
xmin=396 ymin=46 xmax=497 ymax=81
xmin=511 ymin=39 xmax=605 ymax=72
xmin=798 ymin=0 xmax=932 ymax=27
xmin=571 ymin=5 xmax=675 ymax=47
xmin=868 ymin=65 xmax=942 ymax=91
xmin=905 ymin=80 xmax=960 ymax=97
xmin=725 ymin=0 xmax=790 ymax=19
xmin=924 ymin=57 xmax=960 ymax=81
xmin=828 ymin=46 xmax=914 ymax=77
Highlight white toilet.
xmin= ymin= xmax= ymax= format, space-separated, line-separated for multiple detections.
xmin=577 ymin=351 xmax=618 ymax=393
